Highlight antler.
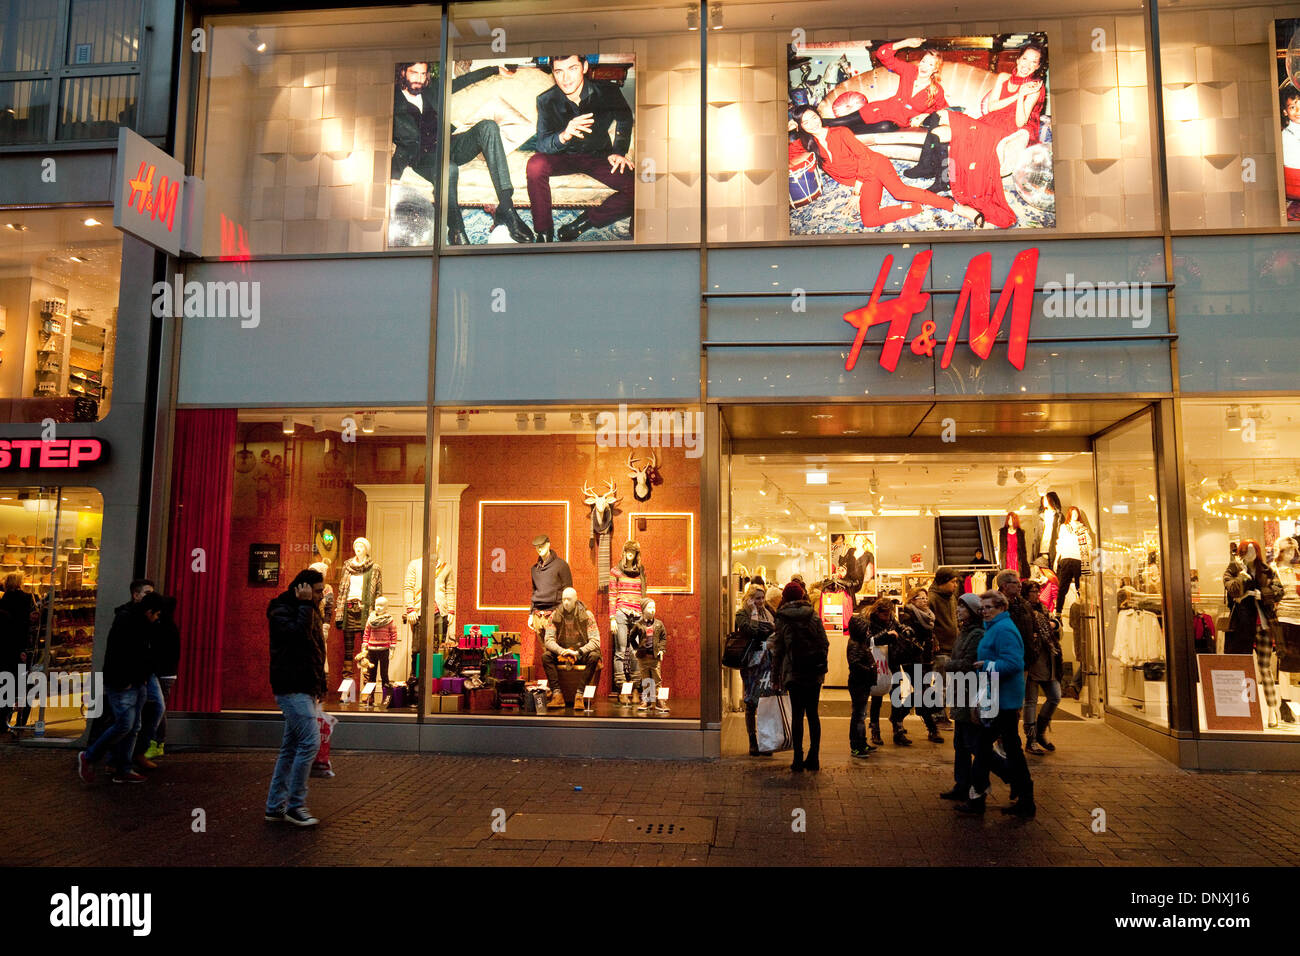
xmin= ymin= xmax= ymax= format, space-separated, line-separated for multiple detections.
xmin=627 ymin=452 xmax=644 ymax=477
xmin=582 ymin=480 xmax=597 ymax=501
xmin=603 ymin=477 xmax=620 ymax=501
xmin=649 ymin=449 xmax=659 ymax=469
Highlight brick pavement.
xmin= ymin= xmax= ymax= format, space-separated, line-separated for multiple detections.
xmin=3 ymin=719 xmax=1299 ymax=868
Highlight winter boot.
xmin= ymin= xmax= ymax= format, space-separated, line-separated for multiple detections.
xmin=1025 ymin=724 xmax=1046 ymax=755
xmin=869 ymin=721 xmax=884 ymax=747
xmin=892 ymin=722 xmax=912 ymax=746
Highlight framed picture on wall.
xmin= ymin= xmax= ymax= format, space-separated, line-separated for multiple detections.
xmin=477 ymin=501 xmax=570 ymax=611
xmin=1273 ymin=18 xmax=1300 ymax=223
xmin=628 ymin=512 xmax=694 ymax=594
xmin=312 ymin=516 xmax=342 ymax=569
xmin=787 ymin=32 xmax=1052 ymax=236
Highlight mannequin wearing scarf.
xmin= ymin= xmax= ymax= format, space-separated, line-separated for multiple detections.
xmin=361 ymin=597 xmax=398 ymax=695
xmin=335 ymin=538 xmax=383 ymax=679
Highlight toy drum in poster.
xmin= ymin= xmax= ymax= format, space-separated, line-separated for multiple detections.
xmin=789 ymin=150 xmax=822 ymax=208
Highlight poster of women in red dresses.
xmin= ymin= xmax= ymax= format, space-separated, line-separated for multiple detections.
xmin=787 ymin=33 xmax=1053 ymax=236
xmin=1274 ymin=19 xmax=1300 ymax=222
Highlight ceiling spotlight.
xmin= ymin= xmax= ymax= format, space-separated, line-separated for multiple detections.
xmin=68 ymin=255 xmax=86 ymax=263
xmin=360 ymin=413 xmax=375 ymax=434
xmin=249 ymin=29 xmax=267 ymax=52
xmin=1013 ymin=468 xmax=1026 ymax=484
xmin=686 ymin=5 xmax=699 ymax=30
xmin=457 ymin=411 xmax=469 ymax=431
xmin=805 ymin=469 xmax=828 ymax=485
xmin=1226 ymin=405 xmax=1242 ymax=431
xmin=516 ymin=413 xmax=529 ymax=431
xmin=281 ymin=416 xmax=294 ymax=435
xmin=311 ymin=415 xmax=324 ymax=433
xmin=808 ymin=523 xmax=816 ymax=532
xmin=533 ymin=413 xmax=546 ymax=431
xmin=997 ymin=466 xmax=1008 ymax=487
xmin=82 ymin=217 xmax=101 ymax=227
xmin=569 ymin=412 xmax=584 ymax=428
xmin=709 ymin=2 xmax=723 ymax=29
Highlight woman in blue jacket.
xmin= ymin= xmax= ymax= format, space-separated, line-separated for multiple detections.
xmin=957 ymin=590 xmax=1035 ymax=817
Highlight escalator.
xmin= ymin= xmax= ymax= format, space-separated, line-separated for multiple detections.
xmin=935 ymin=515 xmax=991 ymax=566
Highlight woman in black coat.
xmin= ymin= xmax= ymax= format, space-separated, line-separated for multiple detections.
xmin=899 ymin=588 xmax=943 ymax=743
xmin=862 ymin=597 xmax=919 ymax=747
xmin=769 ymin=581 xmax=829 ymax=772
xmin=735 ymin=584 xmax=776 ymax=756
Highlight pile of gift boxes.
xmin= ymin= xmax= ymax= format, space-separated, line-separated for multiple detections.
xmin=426 ymin=624 xmax=533 ymax=713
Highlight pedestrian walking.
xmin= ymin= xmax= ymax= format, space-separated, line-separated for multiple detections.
xmin=769 ymin=581 xmax=829 ymax=772
xmin=900 ymin=587 xmax=944 ymax=742
xmin=846 ymin=602 xmax=880 ymax=758
xmin=940 ymin=592 xmax=985 ymax=800
xmin=863 ymin=597 xmax=919 ymax=746
xmin=928 ymin=567 xmax=960 ymax=725
xmin=138 ymin=595 xmax=180 ymax=761
xmin=265 ymin=568 xmax=327 ymax=827
xmin=1022 ymin=580 xmax=1063 ymax=754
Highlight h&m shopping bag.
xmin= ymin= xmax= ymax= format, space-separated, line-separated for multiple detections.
xmin=869 ymin=638 xmax=892 ymax=696
xmin=755 ymin=693 xmax=793 ymax=753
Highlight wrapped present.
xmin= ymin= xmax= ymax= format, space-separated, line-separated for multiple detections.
xmin=465 ymin=687 xmax=497 ymax=711
xmin=460 ymin=623 xmax=498 ymax=649
xmin=490 ymin=657 xmax=519 ymax=681
xmin=430 ymin=653 xmax=445 ymax=678
xmin=387 ymin=684 xmax=407 ymax=709
xmin=441 ymin=676 xmax=465 ymax=694
xmin=436 ymin=695 xmax=460 ymax=713
xmin=429 ymin=678 xmax=442 ymax=693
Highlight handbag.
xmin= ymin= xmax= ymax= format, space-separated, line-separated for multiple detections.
xmin=869 ymin=638 xmax=892 ymax=696
xmin=723 ymin=629 xmax=752 ymax=669
xmin=754 ymin=693 xmax=793 ymax=753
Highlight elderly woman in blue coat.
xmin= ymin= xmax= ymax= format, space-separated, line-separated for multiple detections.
xmin=956 ymin=589 xmax=1036 ymax=818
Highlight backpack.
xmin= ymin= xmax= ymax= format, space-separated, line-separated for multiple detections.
xmin=789 ymin=619 xmax=828 ymax=675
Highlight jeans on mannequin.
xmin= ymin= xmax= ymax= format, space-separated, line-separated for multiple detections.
xmin=612 ymin=609 xmax=636 ymax=683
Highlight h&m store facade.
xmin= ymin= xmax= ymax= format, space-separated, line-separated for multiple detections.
xmin=108 ymin=0 xmax=1300 ymax=770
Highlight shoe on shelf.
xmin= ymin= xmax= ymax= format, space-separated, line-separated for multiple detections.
xmin=111 ymin=769 xmax=146 ymax=784
xmin=636 ymin=700 xmax=651 ymax=711
xmin=284 ymin=807 xmax=319 ymax=827
xmin=547 ymin=691 xmax=566 ymax=708
xmin=76 ymin=751 xmax=94 ymax=784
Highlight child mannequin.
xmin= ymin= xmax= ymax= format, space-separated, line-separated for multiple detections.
xmin=361 ymin=596 xmax=398 ymax=701
xmin=634 ymin=598 xmax=669 ymax=713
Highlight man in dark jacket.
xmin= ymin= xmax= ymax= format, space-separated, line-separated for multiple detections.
xmin=996 ymin=570 xmax=1037 ymax=666
xmin=526 ymin=54 xmax=634 ymax=242
xmin=77 ymin=592 xmax=165 ymax=785
xmin=391 ymin=60 xmax=533 ymax=245
xmin=137 ymin=595 xmax=180 ymax=763
xmin=265 ymin=568 xmax=327 ymax=827
xmin=928 ymin=567 xmax=961 ymax=725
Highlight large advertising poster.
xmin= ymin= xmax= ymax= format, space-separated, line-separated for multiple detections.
xmin=390 ymin=54 xmax=636 ymax=247
xmin=1275 ymin=19 xmax=1300 ymax=223
xmin=831 ymin=531 xmax=878 ymax=601
xmin=787 ymin=34 xmax=1053 ymax=235
xmin=390 ymin=58 xmax=441 ymax=247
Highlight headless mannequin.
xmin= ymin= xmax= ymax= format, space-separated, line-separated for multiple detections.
xmin=405 ymin=537 xmax=455 ymax=680
xmin=336 ymin=537 xmax=382 ymax=681
xmin=1272 ymin=539 xmax=1300 ymax=719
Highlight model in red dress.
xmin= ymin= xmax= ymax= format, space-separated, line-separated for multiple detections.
xmin=823 ymin=38 xmax=948 ymax=136
xmin=796 ymin=109 xmax=980 ymax=229
xmin=941 ymin=43 xmax=1047 ymax=229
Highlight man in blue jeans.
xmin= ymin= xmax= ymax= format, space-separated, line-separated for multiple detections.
xmin=78 ymin=592 xmax=166 ymax=784
xmin=265 ymin=568 xmax=327 ymax=827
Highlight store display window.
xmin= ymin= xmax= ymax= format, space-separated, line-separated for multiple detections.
xmin=1095 ymin=411 xmax=1169 ymax=728
xmin=0 ymin=208 xmax=119 ymax=421
xmin=0 ymin=486 xmax=103 ymax=740
xmin=1183 ymin=398 xmax=1300 ymax=736
xmin=432 ymin=407 xmax=701 ymax=720
xmin=194 ymin=6 xmax=443 ymax=256
xmin=707 ymin=0 xmax=1158 ymax=241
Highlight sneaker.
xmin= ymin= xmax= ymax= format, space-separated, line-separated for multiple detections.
xmin=653 ymin=703 xmax=670 ymax=714
xmin=310 ymin=765 xmax=336 ymax=778
xmin=636 ymin=700 xmax=651 ymax=711
xmin=111 ymin=769 xmax=146 ymax=784
xmin=143 ymin=741 xmax=163 ymax=760
xmin=265 ymin=809 xmax=286 ymax=822
xmin=285 ymin=807 xmax=319 ymax=827
xmin=76 ymin=751 xmax=94 ymax=784
xmin=850 ymin=748 xmax=872 ymax=759
xmin=1025 ymin=740 xmax=1047 ymax=755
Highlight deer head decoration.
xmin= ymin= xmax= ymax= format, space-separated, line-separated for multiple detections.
xmin=583 ymin=478 xmax=621 ymax=537
xmin=628 ymin=451 xmax=661 ymax=502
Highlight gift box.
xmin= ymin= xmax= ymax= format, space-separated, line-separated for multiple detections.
xmin=465 ymin=687 xmax=498 ymax=711
xmin=441 ymin=676 xmax=465 ymax=694
xmin=430 ymin=653 xmax=444 ymax=678
xmin=387 ymin=683 xmax=407 ymax=709
xmin=429 ymin=677 xmax=442 ymax=693
xmin=490 ymin=657 xmax=519 ymax=681
xmin=435 ymin=695 xmax=460 ymax=713
xmin=497 ymin=678 xmax=525 ymax=710
xmin=460 ymin=623 xmax=498 ymax=649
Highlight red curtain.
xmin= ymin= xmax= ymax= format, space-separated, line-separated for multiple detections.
xmin=166 ymin=408 xmax=237 ymax=712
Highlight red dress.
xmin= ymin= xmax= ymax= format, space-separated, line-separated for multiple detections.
xmin=814 ymin=126 xmax=953 ymax=228
xmin=947 ymin=74 xmax=1045 ymax=229
xmin=854 ymin=43 xmax=948 ymax=128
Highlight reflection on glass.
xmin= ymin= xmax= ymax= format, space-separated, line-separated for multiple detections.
xmin=0 ymin=79 xmax=51 ymax=144
xmin=1096 ymin=410 xmax=1168 ymax=728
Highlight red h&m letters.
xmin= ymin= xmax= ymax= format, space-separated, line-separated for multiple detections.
xmin=843 ymin=248 xmax=1039 ymax=373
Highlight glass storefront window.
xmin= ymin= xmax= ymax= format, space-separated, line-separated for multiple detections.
xmin=195 ymin=6 xmax=443 ymax=257
xmin=0 ymin=207 xmax=119 ymax=421
xmin=708 ymin=0 xmax=1158 ymax=242
xmin=65 ymin=0 xmax=142 ymax=66
xmin=1183 ymin=397 xmax=1300 ymax=735
xmin=1095 ymin=410 xmax=1169 ymax=728
xmin=433 ymin=406 xmax=702 ymax=720
xmin=0 ymin=485 xmax=103 ymax=741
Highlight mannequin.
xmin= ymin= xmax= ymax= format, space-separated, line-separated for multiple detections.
xmin=361 ymin=596 xmax=398 ymax=700
xmin=610 ymin=540 xmax=648 ymax=699
xmin=1031 ymin=492 xmax=1064 ymax=567
xmin=998 ymin=512 xmax=1029 ymax=579
xmin=633 ymin=597 xmax=669 ymax=713
xmin=528 ymin=534 xmax=573 ymax=648
xmin=1224 ymin=539 xmax=1284 ymax=727
xmin=1273 ymin=537 xmax=1300 ymax=680
xmin=542 ymin=586 xmax=600 ymax=708
xmin=335 ymin=537 xmax=383 ymax=679
xmin=405 ymin=539 xmax=456 ymax=676
xmin=1053 ymin=505 xmax=1092 ymax=615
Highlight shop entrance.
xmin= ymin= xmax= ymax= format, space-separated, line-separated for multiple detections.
xmin=719 ymin=399 xmax=1171 ymax=761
